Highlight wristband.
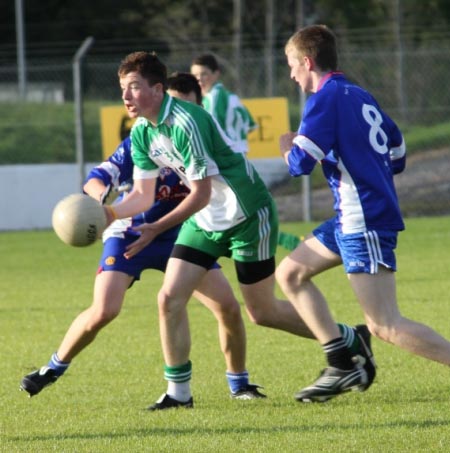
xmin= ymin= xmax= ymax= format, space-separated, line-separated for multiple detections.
xmin=107 ymin=206 xmax=118 ymax=220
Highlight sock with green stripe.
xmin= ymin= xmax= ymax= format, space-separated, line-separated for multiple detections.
xmin=278 ymin=231 xmax=302 ymax=251
xmin=164 ymin=360 xmax=192 ymax=402
xmin=338 ymin=323 xmax=360 ymax=355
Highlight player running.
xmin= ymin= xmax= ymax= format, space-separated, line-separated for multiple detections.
xmin=277 ymin=24 xmax=450 ymax=403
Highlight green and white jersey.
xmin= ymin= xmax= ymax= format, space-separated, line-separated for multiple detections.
xmin=131 ymin=94 xmax=272 ymax=232
xmin=203 ymin=82 xmax=257 ymax=154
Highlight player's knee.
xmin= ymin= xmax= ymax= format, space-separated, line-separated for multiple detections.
xmin=246 ymin=309 xmax=263 ymax=326
xmin=87 ymin=306 xmax=120 ymax=331
xmin=157 ymin=289 xmax=170 ymax=312
xmin=215 ymin=297 xmax=242 ymax=321
xmin=275 ymin=258 xmax=310 ymax=293
xmin=369 ymin=323 xmax=389 ymax=343
xmin=245 ymin=304 xmax=274 ymax=328
xmin=366 ymin=320 xmax=398 ymax=344
xmin=157 ymin=287 xmax=182 ymax=314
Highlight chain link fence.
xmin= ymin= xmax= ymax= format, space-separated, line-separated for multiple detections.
xmin=1 ymin=41 xmax=449 ymax=219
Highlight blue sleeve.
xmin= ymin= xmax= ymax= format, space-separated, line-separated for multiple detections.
xmin=386 ymin=119 xmax=406 ymax=175
xmin=287 ymin=90 xmax=336 ymax=177
xmin=85 ymin=136 xmax=134 ymax=185
xmin=287 ymin=145 xmax=318 ymax=176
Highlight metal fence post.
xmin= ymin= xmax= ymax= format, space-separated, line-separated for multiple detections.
xmin=73 ymin=36 xmax=94 ymax=191
xmin=296 ymin=0 xmax=312 ymax=221
xmin=15 ymin=0 xmax=26 ymax=101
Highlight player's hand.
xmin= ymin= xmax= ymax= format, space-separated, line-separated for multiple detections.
xmin=99 ymin=184 xmax=118 ymax=205
xmin=124 ymin=223 xmax=159 ymax=259
xmin=279 ymin=131 xmax=297 ymax=159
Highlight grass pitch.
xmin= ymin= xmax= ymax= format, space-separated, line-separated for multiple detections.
xmin=2 ymin=218 xmax=450 ymax=452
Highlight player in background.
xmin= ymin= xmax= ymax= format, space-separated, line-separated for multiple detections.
xmin=190 ymin=53 xmax=300 ymax=252
xmin=20 ymin=73 xmax=267 ymax=404
xmin=190 ymin=53 xmax=257 ymax=154
xmin=99 ymin=51 xmax=375 ymax=410
xmin=277 ymin=24 xmax=450 ymax=403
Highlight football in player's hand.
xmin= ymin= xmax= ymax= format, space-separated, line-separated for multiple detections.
xmin=52 ymin=194 xmax=107 ymax=247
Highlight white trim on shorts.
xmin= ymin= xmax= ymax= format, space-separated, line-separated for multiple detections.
xmin=257 ymin=206 xmax=271 ymax=260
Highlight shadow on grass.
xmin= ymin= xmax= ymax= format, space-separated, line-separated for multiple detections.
xmin=6 ymin=419 xmax=450 ymax=443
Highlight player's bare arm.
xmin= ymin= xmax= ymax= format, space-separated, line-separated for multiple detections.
xmin=83 ymin=178 xmax=107 ymax=202
xmin=124 ymin=177 xmax=212 ymax=259
xmin=103 ymin=178 xmax=156 ymax=225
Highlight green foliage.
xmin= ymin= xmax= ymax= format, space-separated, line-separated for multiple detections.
xmin=1 ymin=102 xmax=448 ymax=165
xmin=2 ymin=218 xmax=450 ymax=452
xmin=402 ymin=121 xmax=450 ymax=153
xmin=315 ymin=0 xmax=388 ymax=32
xmin=0 ymin=102 xmax=104 ymax=164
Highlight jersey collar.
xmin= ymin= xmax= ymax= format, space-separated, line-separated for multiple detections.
xmin=317 ymin=71 xmax=344 ymax=91
xmin=155 ymin=93 xmax=175 ymax=126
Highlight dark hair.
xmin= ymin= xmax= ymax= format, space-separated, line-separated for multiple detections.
xmin=118 ymin=51 xmax=168 ymax=89
xmin=191 ymin=53 xmax=219 ymax=72
xmin=167 ymin=72 xmax=202 ymax=105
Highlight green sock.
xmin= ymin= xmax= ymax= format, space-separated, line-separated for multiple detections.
xmin=164 ymin=360 xmax=192 ymax=383
xmin=338 ymin=323 xmax=359 ymax=354
xmin=278 ymin=231 xmax=301 ymax=251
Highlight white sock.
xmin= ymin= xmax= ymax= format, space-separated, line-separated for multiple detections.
xmin=167 ymin=381 xmax=191 ymax=402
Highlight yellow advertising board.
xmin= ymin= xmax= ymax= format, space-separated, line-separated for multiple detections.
xmin=242 ymin=97 xmax=290 ymax=159
xmin=100 ymin=106 xmax=135 ymax=159
xmin=100 ymin=97 xmax=290 ymax=160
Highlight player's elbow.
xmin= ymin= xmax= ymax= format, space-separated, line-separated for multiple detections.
xmin=392 ymin=159 xmax=406 ymax=175
xmin=287 ymin=152 xmax=316 ymax=177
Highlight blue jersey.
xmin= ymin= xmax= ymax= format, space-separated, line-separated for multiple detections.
xmin=86 ymin=136 xmax=189 ymax=241
xmin=287 ymin=73 xmax=406 ymax=234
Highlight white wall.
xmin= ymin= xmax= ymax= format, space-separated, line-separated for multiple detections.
xmin=0 ymin=159 xmax=288 ymax=231
xmin=0 ymin=163 xmax=92 ymax=231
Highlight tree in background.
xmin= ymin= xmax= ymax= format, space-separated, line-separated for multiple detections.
xmin=2 ymin=0 xmax=450 ymax=59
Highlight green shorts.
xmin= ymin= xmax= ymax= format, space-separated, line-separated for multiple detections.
xmin=175 ymin=200 xmax=279 ymax=263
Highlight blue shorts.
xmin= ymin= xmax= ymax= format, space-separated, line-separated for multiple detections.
xmin=313 ymin=218 xmax=398 ymax=274
xmin=98 ymin=235 xmax=220 ymax=282
xmin=98 ymin=235 xmax=174 ymax=280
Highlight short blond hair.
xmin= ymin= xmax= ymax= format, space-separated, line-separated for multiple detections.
xmin=285 ymin=25 xmax=338 ymax=71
